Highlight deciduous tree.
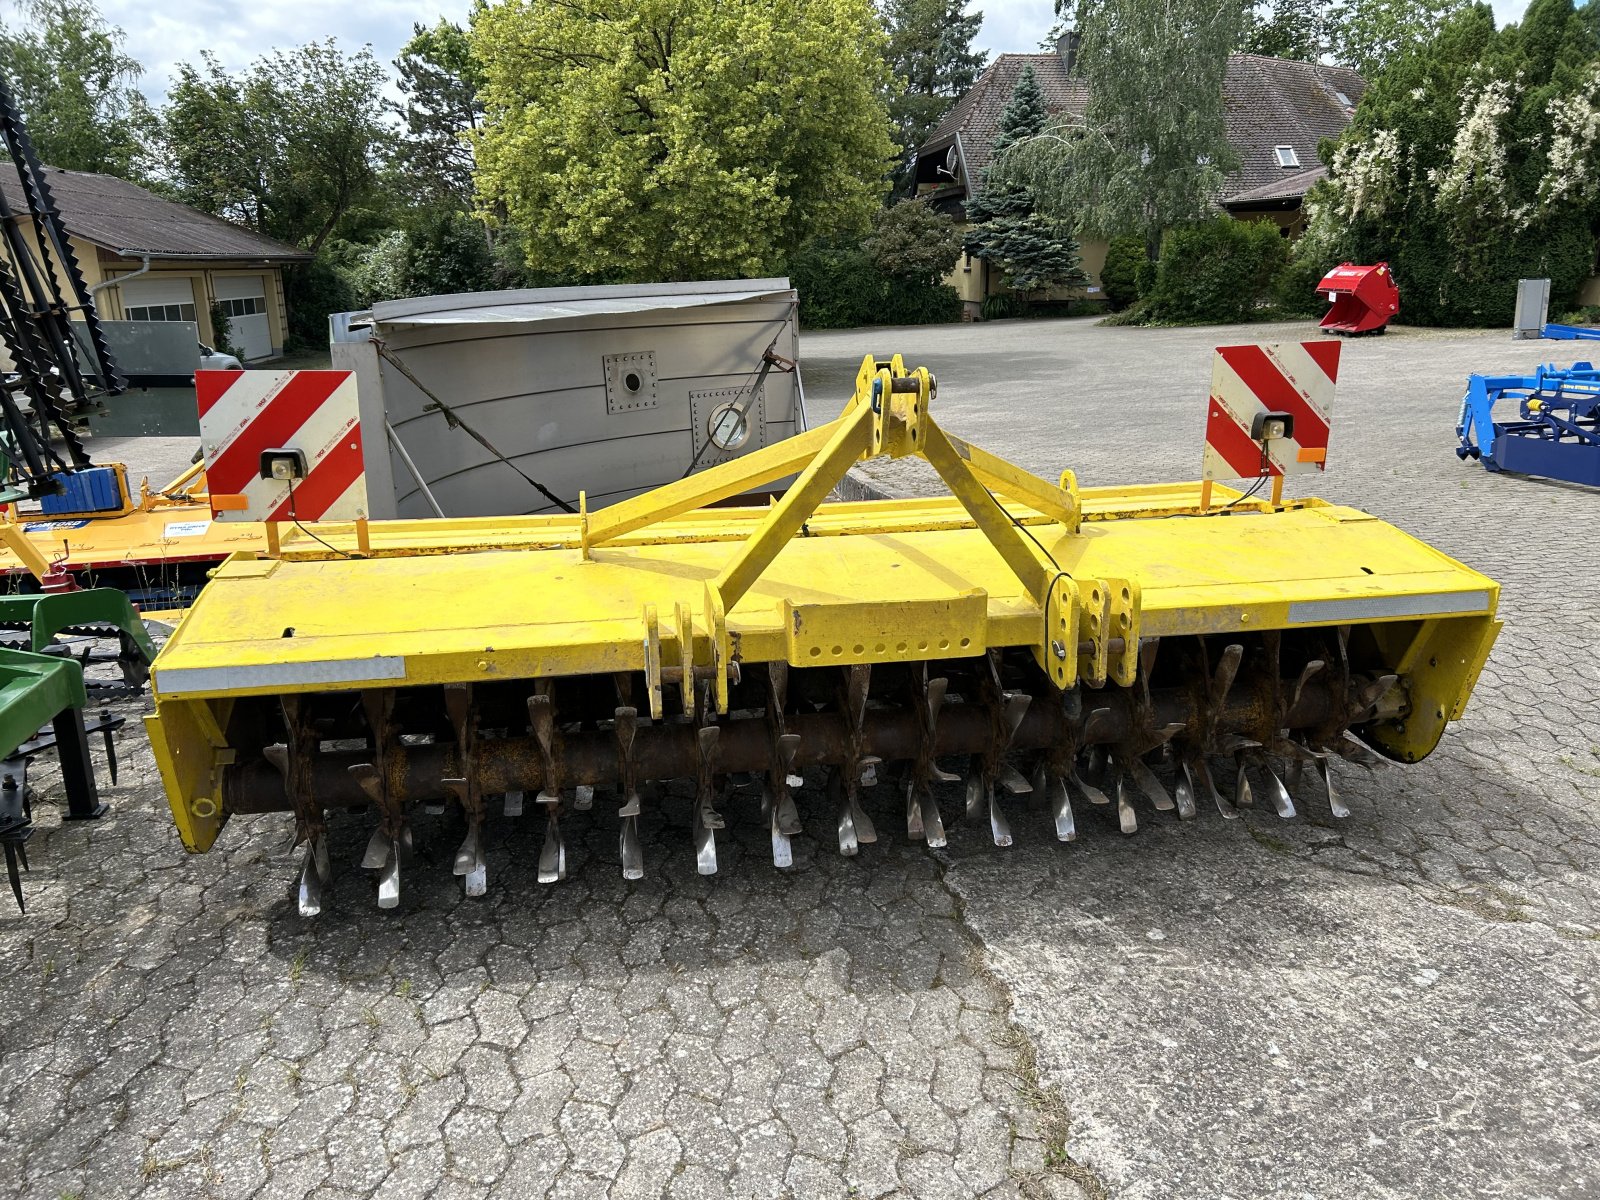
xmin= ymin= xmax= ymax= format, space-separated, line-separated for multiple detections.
xmin=157 ymin=41 xmax=389 ymax=253
xmin=1299 ymin=0 xmax=1600 ymax=323
xmin=0 ymin=0 xmax=146 ymax=175
xmin=472 ymin=0 xmax=897 ymax=281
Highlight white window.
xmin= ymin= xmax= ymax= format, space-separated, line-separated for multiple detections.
xmin=126 ymin=303 xmax=197 ymax=322
xmin=1274 ymin=145 xmax=1300 ymax=168
xmin=1334 ymin=90 xmax=1353 ymax=108
xmin=219 ymin=296 xmax=264 ymax=318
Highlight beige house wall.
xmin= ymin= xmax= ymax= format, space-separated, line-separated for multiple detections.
xmin=943 ymin=233 xmax=1111 ymax=317
xmin=1 ymin=222 xmax=290 ymax=358
xmin=96 ymin=254 xmax=289 ymax=358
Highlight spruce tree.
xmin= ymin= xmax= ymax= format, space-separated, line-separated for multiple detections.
xmin=963 ymin=66 xmax=1088 ymax=297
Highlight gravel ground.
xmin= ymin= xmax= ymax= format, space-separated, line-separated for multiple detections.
xmin=1 ymin=317 xmax=1594 ymax=1200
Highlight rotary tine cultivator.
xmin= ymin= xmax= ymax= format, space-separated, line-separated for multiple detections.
xmin=146 ymin=355 xmax=1501 ymax=915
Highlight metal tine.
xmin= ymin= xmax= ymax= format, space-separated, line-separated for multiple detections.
xmin=528 ymin=689 xmax=559 ymax=805
xmin=694 ymin=723 xmax=723 ymax=875
xmin=844 ymin=786 xmax=876 ymax=849
xmin=1193 ymin=758 xmax=1239 ymax=819
xmin=964 ymin=771 xmax=984 ymax=821
xmin=1354 ymin=673 xmax=1400 ymax=717
xmin=1233 ymin=754 xmax=1254 ymax=810
xmin=905 ymin=780 xmax=925 ymax=841
xmin=1035 ymin=761 xmax=1075 ymax=842
xmin=1069 ymin=765 xmax=1110 ymax=807
xmin=998 ymin=765 xmax=1033 ymax=795
xmin=1085 ymin=743 xmax=1108 ymax=779
xmin=986 ymin=781 xmax=1013 ymax=847
xmin=537 ymin=808 xmax=566 ymax=883
xmin=833 ymin=768 xmax=875 ymax=857
xmin=1288 ymin=659 xmax=1326 ymax=713
xmin=1336 ymin=732 xmax=1386 ymax=768
xmin=1174 ymin=760 xmax=1197 ymax=820
xmin=4 ymin=843 xmax=22 ymax=912
xmin=1113 ymin=772 xmax=1137 ymax=835
xmin=774 ymin=734 xmax=802 ymax=835
xmin=1126 ymin=754 xmax=1174 ymax=811
xmin=619 ymin=817 xmax=643 ymax=880
xmin=918 ymin=788 xmax=947 ymax=848
xmin=297 ymin=835 xmax=331 ymax=918
xmin=377 ymin=845 xmax=401 ymax=909
xmin=1252 ymin=754 xmax=1296 ymax=818
xmin=457 ymin=826 xmax=487 ymax=897
xmin=1315 ymin=754 xmax=1350 ymax=819
xmin=1210 ymin=643 xmax=1244 ymax=708
xmin=615 ymin=706 xmax=643 ymax=880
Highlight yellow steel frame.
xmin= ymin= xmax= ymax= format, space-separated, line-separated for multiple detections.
xmin=146 ymin=355 xmax=1502 ymax=852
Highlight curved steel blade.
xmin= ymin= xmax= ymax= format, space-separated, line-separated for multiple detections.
xmin=1173 ymin=760 xmax=1197 ymax=821
xmin=1195 ymin=760 xmax=1238 ymax=819
xmin=1036 ymin=764 xmax=1075 ymax=843
xmin=1127 ymin=756 xmax=1174 ymax=811
xmin=377 ymin=844 xmax=401 ymax=910
xmin=1069 ymin=768 xmax=1110 ymax=807
xmin=1316 ymin=756 xmax=1350 ymax=818
xmin=1114 ymin=773 xmax=1137 ymax=835
xmin=361 ymin=826 xmax=391 ymax=871
xmin=919 ymin=788 xmax=947 ymax=848
xmin=988 ymin=790 xmax=1013 ymax=847
xmin=694 ymin=802 xmax=719 ymax=875
xmin=1257 ymin=757 xmax=1296 ymax=818
xmin=537 ymin=811 xmax=566 ymax=884
xmin=620 ymin=814 xmax=644 ymax=880
xmin=1233 ymin=758 xmax=1254 ymax=810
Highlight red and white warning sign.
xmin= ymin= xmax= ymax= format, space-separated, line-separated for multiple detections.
xmin=197 ymin=370 xmax=367 ymax=523
xmin=1202 ymin=342 xmax=1341 ymax=480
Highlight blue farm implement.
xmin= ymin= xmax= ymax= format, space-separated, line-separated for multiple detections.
xmin=1456 ymin=362 xmax=1600 ymax=486
xmin=1541 ymin=324 xmax=1600 ymax=342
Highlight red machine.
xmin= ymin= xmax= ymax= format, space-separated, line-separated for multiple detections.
xmin=1317 ymin=262 xmax=1399 ymax=335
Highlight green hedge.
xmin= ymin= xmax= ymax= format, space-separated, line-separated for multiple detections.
xmin=1140 ymin=218 xmax=1289 ymax=325
xmin=1099 ymin=235 xmax=1146 ymax=311
xmin=789 ymin=238 xmax=960 ymax=329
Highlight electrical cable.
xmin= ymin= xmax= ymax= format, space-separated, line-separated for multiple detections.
xmin=285 ymin=477 xmax=358 ymax=559
xmin=374 ymin=342 xmax=576 ymax=514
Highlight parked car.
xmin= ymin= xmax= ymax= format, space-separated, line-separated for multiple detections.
xmin=198 ymin=343 xmax=243 ymax=371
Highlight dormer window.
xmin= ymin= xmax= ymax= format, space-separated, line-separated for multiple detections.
xmin=1274 ymin=145 xmax=1300 ymax=168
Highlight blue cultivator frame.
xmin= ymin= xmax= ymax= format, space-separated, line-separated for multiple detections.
xmin=1543 ymin=324 xmax=1600 ymax=341
xmin=1456 ymin=362 xmax=1600 ymax=486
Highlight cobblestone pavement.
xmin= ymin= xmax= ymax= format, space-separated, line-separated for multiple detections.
xmin=2 ymin=320 xmax=1595 ymax=1199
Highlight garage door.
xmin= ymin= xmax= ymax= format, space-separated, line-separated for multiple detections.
xmin=214 ymin=275 xmax=272 ymax=361
xmin=120 ymin=276 xmax=198 ymax=325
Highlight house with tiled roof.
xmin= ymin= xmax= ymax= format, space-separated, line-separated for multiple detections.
xmin=915 ymin=38 xmax=1366 ymax=314
xmin=0 ymin=167 xmax=310 ymax=360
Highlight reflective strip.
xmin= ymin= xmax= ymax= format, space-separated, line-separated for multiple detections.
xmin=156 ymin=656 xmax=406 ymax=695
xmin=1287 ymin=590 xmax=1491 ymax=624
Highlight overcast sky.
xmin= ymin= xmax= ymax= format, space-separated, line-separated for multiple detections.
xmin=20 ymin=0 xmax=1537 ymax=102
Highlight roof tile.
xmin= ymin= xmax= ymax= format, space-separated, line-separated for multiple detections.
xmin=0 ymin=168 xmax=311 ymax=261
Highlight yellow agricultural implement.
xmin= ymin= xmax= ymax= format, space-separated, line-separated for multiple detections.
xmin=145 ymin=356 xmax=1500 ymax=914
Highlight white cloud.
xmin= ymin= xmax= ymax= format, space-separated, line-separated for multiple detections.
xmin=75 ymin=0 xmax=474 ymax=99
xmin=970 ymin=0 xmax=1532 ymax=58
